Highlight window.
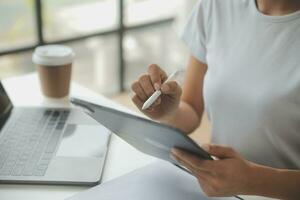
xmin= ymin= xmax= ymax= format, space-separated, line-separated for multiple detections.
xmin=124 ymin=0 xmax=179 ymax=26
xmin=70 ymin=35 xmax=120 ymax=95
xmin=124 ymin=25 xmax=188 ymax=90
xmin=43 ymin=0 xmax=118 ymax=41
xmin=0 ymin=0 xmax=193 ymax=95
xmin=0 ymin=52 xmax=34 ymax=79
xmin=0 ymin=0 xmax=36 ymax=52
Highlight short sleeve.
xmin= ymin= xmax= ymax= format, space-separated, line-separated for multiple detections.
xmin=181 ymin=0 xmax=208 ymax=64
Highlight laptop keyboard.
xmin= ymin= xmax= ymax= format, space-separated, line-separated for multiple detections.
xmin=0 ymin=109 xmax=69 ymax=177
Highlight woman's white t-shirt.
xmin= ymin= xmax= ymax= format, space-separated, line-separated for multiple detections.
xmin=181 ymin=0 xmax=300 ymax=169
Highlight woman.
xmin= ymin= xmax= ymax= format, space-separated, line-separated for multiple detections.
xmin=131 ymin=0 xmax=300 ymax=199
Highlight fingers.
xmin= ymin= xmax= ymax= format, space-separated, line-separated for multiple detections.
xmin=148 ymin=64 xmax=167 ymax=90
xmin=204 ymin=144 xmax=238 ymax=159
xmin=131 ymin=64 xmax=180 ymax=109
xmin=139 ymin=74 xmax=155 ymax=97
xmin=171 ymin=148 xmax=216 ymax=173
xmin=131 ymin=95 xmax=143 ymax=108
xmin=131 ymin=81 xmax=148 ymax=101
xmin=171 ymin=156 xmax=210 ymax=181
xmin=132 ymin=94 xmax=159 ymax=112
xmin=131 ymin=78 xmax=161 ymax=109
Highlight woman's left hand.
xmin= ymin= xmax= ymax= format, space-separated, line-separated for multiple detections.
xmin=171 ymin=144 xmax=256 ymax=197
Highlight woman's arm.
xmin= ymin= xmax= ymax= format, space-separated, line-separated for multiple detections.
xmin=171 ymin=144 xmax=300 ymax=199
xmin=160 ymin=55 xmax=208 ymax=134
xmin=250 ymin=164 xmax=300 ymax=199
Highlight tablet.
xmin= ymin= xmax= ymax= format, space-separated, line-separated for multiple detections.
xmin=70 ymin=98 xmax=212 ymax=164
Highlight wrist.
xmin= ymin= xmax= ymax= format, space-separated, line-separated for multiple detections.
xmin=245 ymin=162 xmax=283 ymax=198
xmin=159 ymin=107 xmax=194 ymax=134
xmin=248 ymin=163 xmax=264 ymax=195
xmin=241 ymin=162 xmax=262 ymax=195
xmin=156 ymin=101 xmax=201 ymax=134
xmin=159 ymin=107 xmax=180 ymax=125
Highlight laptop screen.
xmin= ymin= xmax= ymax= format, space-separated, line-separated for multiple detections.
xmin=0 ymin=82 xmax=13 ymax=120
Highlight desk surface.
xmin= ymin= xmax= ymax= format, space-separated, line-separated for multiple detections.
xmin=0 ymin=73 xmax=270 ymax=200
xmin=0 ymin=73 xmax=156 ymax=200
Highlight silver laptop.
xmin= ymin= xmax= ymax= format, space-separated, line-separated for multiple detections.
xmin=0 ymin=81 xmax=110 ymax=185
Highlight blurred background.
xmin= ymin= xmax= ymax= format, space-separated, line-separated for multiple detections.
xmin=0 ymin=0 xmax=210 ymax=142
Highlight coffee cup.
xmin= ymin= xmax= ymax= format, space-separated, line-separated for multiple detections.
xmin=32 ymin=45 xmax=75 ymax=98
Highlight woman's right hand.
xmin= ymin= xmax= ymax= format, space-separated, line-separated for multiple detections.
xmin=131 ymin=64 xmax=182 ymax=120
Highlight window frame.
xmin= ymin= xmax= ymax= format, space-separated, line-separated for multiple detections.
xmin=0 ymin=0 xmax=174 ymax=92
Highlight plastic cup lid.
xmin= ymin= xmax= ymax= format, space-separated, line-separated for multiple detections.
xmin=32 ymin=45 xmax=75 ymax=66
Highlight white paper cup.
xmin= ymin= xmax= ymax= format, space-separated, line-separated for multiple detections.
xmin=32 ymin=45 xmax=75 ymax=98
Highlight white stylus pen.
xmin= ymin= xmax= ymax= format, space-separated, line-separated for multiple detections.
xmin=142 ymin=70 xmax=185 ymax=110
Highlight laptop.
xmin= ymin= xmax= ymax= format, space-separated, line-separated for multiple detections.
xmin=0 ymin=81 xmax=110 ymax=185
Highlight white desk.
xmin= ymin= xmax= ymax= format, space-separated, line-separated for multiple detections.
xmin=0 ymin=73 xmax=156 ymax=200
xmin=0 ymin=73 xmax=270 ymax=200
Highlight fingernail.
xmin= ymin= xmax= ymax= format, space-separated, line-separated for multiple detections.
xmin=153 ymin=97 xmax=161 ymax=106
xmin=154 ymin=83 xmax=160 ymax=90
xmin=153 ymin=101 xmax=160 ymax=107
xmin=147 ymin=107 xmax=154 ymax=112
xmin=156 ymin=97 xmax=161 ymax=105
xmin=161 ymin=84 xmax=170 ymax=92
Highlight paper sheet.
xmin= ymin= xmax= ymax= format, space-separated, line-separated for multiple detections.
xmin=67 ymin=161 xmax=236 ymax=200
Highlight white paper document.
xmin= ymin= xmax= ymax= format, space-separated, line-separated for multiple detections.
xmin=67 ymin=161 xmax=236 ymax=200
